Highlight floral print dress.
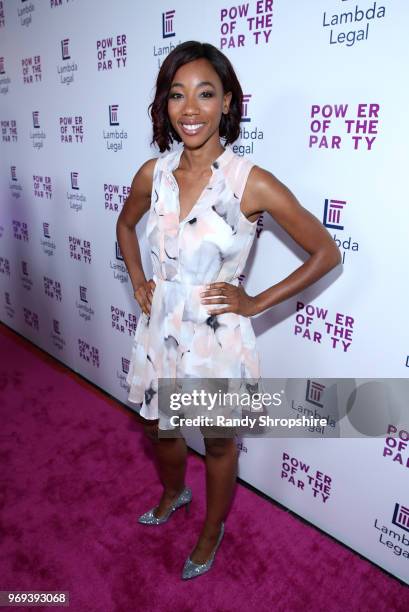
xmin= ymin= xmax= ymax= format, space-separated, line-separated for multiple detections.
xmin=126 ymin=144 xmax=261 ymax=428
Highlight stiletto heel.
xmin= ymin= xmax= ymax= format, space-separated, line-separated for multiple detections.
xmin=137 ymin=486 xmax=192 ymax=525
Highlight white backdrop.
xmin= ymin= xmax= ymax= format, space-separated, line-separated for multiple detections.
xmin=1 ymin=0 xmax=408 ymax=584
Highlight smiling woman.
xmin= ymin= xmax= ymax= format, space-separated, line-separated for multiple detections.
xmin=115 ymin=40 xmax=342 ymax=582
xmin=169 ymin=79 xmax=219 ymax=136
xmin=149 ymin=43 xmax=242 ymax=153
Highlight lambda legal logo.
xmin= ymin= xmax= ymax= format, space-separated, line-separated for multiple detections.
xmin=57 ymin=38 xmax=78 ymax=85
xmin=51 ymin=318 xmax=66 ymax=351
xmin=30 ymin=109 xmax=46 ymax=149
xmin=104 ymin=105 xmax=127 ymax=152
xmin=111 ymin=241 xmax=128 ymax=284
xmin=323 ymin=198 xmax=346 ymax=230
xmin=21 ymin=260 xmax=33 ymax=291
xmin=9 ymin=166 xmax=22 ymax=200
xmin=67 ymin=171 xmax=86 ymax=212
xmin=241 ymin=94 xmax=252 ymax=122
xmin=305 ymin=380 xmax=325 ymax=408
xmin=61 ymin=38 xmax=70 ymax=60
xmin=41 ymin=222 xmax=56 ymax=257
xmin=18 ymin=0 xmax=35 ymax=28
xmin=32 ymin=110 xmax=40 ymax=128
xmin=109 ymin=104 xmax=119 ymax=126
xmin=5 ymin=291 xmax=14 ymax=319
xmin=77 ymin=285 xmax=95 ymax=321
xmin=392 ymin=503 xmax=409 ymax=533
xmin=71 ymin=172 xmax=79 ymax=190
xmin=162 ymin=10 xmax=175 ymax=38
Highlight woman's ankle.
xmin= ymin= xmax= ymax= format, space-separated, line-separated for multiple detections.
xmin=163 ymin=485 xmax=186 ymax=499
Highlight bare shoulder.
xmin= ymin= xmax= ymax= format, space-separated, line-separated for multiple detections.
xmin=118 ymin=157 xmax=159 ymax=227
xmin=243 ymin=163 xmax=304 ymax=220
xmin=130 ymin=157 xmax=159 ymax=196
xmin=245 ymin=164 xmax=295 ymax=205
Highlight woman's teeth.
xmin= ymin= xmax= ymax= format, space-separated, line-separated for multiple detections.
xmin=180 ymin=123 xmax=205 ymax=135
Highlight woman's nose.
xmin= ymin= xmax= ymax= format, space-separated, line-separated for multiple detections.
xmin=181 ymin=95 xmax=200 ymax=114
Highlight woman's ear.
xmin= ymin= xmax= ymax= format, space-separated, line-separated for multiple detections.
xmin=223 ymin=91 xmax=233 ymax=113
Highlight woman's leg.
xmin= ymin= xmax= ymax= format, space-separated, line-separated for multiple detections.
xmin=142 ymin=420 xmax=188 ymax=518
xmin=188 ymin=431 xmax=238 ymax=563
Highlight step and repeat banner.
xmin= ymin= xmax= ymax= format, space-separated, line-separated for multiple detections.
xmin=1 ymin=0 xmax=408 ymax=584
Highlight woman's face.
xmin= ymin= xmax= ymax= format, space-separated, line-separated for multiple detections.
xmin=167 ymin=58 xmax=232 ymax=147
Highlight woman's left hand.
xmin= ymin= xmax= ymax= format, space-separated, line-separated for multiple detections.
xmin=200 ymin=282 xmax=259 ymax=318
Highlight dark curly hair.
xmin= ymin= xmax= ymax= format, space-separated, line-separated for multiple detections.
xmin=148 ymin=41 xmax=243 ymax=153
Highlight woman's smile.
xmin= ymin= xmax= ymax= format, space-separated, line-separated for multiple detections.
xmin=179 ymin=122 xmax=206 ymax=136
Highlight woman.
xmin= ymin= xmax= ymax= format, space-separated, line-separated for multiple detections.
xmin=116 ymin=40 xmax=341 ymax=580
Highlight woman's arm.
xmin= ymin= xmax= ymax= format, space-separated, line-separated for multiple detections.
xmin=116 ymin=158 xmax=157 ymax=293
xmin=242 ymin=165 xmax=342 ymax=316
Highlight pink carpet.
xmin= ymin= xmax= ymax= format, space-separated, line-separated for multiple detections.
xmin=0 ymin=322 xmax=407 ymax=612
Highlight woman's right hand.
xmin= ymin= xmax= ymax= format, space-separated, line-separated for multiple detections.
xmin=133 ymin=279 xmax=156 ymax=316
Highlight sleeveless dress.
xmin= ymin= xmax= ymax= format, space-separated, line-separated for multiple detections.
xmin=125 ymin=144 xmax=261 ymax=429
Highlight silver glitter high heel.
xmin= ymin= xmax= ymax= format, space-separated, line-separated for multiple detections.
xmin=181 ymin=522 xmax=225 ymax=580
xmin=137 ymin=486 xmax=192 ymax=525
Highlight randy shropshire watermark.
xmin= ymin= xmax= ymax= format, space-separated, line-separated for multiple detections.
xmin=155 ymin=377 xmax=409 ymax=439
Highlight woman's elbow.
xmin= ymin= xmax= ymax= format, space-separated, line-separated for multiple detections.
xmin=326 ymin=243 xmax=343 ymax=269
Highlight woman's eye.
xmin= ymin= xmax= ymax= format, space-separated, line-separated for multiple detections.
xmin=168 ymin=91 xmax=214 ymax=99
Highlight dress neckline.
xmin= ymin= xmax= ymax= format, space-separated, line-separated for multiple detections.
xmin=168 ymin=145 xmax=234 ymax=226
xmin=170 ymin=144 xmax=234 ymax=174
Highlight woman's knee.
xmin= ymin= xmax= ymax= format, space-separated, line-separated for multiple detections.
xmin=203 ymin=435 xmax=237 ymax=457
xmin=142 ymin=420 xmax=159 ymax=442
